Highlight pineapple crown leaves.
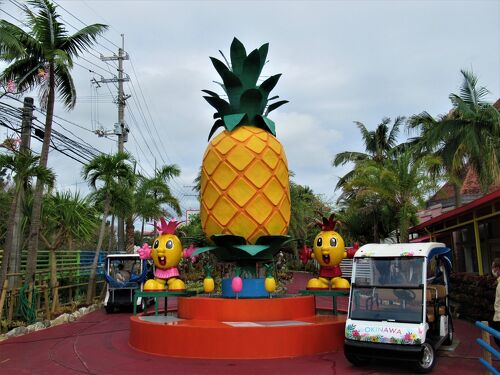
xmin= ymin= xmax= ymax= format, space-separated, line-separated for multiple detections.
xmin=203 ymin=37 xmax=288 ymax=141
xmin=204 ymin=264 xmax=213 ymax=278
xmin=234 ymin=266 xmax=242 ymax=278
xmin=264 ymin=263 xmax=274 ymax=278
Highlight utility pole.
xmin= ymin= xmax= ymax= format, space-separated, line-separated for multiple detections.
xmin=99 ymin=34 xmax=130 ymax=252
xmin=99 ymin=34 xmax=130 ymax=150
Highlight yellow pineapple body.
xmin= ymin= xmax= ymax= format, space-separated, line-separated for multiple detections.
xmin=201 ymin=126 xmax=290 ymax=244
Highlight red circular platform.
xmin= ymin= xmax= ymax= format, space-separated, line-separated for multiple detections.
xmin=129 ymin=295 xmax=346 ymax=359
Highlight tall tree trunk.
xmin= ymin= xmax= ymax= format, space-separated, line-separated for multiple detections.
xmin=453 ymin=183 xmax=462 ymax=208
xmin=49 ymin=248 xmax=57 ymax=290
xmin=126 ymin=216 xmax=135 ymax=253
xmin=25 ymin=64 xmax=56 ymax=285
xmin=399 ymin=210 xmax=410 ymax=243
xmin=86 ymin=195 xmax=110 ymax=304
xmin=117 ymin=217 xmax=124 ymax=252
xmin=140 ymin=218 xmax=145 ymax=243
xmin=0 ymin=191 xmax=20 ymax=297
xmin=10 ymin=97 xmax=33 ymax=291
xmin=9 ymin=188 xmax=25 ymax=291
xmin=107 ymin=215 xmax=115 ymax=252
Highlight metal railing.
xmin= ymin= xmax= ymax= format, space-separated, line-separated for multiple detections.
xmin=475 ymin=321 xmax=500 ymax=375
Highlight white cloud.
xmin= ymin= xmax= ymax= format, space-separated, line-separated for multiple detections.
xmin=1 ymin=0 xmax=498 ymax=218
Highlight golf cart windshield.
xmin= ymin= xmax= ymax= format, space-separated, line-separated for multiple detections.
xmin=349 ymin=257 xmax=424 ymax=324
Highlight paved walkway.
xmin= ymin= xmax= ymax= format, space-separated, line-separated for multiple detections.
xmin=0 ymin=272 xmax=496 ymax=374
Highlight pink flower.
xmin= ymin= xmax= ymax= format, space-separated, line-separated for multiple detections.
xmin=353 ymin=330 xmax=360 ymax=337
xmin=183 ymin=244 xmax=198 ymax=263
xmin=6 ymin=80 xmax=16 ymax=93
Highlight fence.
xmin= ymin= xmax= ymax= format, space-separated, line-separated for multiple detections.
xmin=475 ymin=321 xmax=500 ymax=375
xmin=0 ymin=249 xmax=108 ymax=329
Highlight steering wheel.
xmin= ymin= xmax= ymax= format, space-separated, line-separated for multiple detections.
xmin=394 ymin=289 xmax=416 ymax=301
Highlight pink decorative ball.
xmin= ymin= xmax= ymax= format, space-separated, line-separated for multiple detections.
xmin=232 ymin=276 xmax=243 ymax=293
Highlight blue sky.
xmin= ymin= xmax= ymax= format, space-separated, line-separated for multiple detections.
xmin=1 ymin=0 xmax=499 ymax=220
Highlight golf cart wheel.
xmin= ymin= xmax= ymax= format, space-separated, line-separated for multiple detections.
xmin=414 ymin=342 xmax=436 ymax=373
xmin=344 ymin=348 xmax=370 ymax=366
xmin=443 ymin=316 xmax=454 ymax=346
xmin=105 ymin=305 xmax=114 ymax=314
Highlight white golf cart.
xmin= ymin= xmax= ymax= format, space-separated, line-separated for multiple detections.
xmin=103 ymin=253 xmax=148 ymax=313
xmin=344 ymin=243 xmax=453 ymax=373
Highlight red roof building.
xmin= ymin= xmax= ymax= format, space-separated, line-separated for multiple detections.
xmin=409 ymin=188 xmax=500 ymax=275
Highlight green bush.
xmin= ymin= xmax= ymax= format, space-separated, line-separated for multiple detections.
xmin=449 ymin=272 xmax=496 ymax=322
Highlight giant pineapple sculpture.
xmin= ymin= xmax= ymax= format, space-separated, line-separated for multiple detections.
xmin=201 ymin=38 xmax=290 ymax=244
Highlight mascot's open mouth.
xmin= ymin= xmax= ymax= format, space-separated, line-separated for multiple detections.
xmin=322 ymin=254 xmax=330 ymax=264
xmin=159 ymin=256 xmax=166 ymax=266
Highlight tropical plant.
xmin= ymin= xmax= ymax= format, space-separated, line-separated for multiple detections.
xmin=333 ymin=117 xmax=404 ymax=240
xmin=82 ymin=152 xmax=134 ymax=304
xmin=336 ymin=192 xmax=396 ymax=244
xmin=178 ymin=213 xmax=208 ymax=248
xmin=333 ymin=117 xmax=404 ymax=191
xmin=200 ymin=37 xmax=290 ymax=244
xmin=345 ymin=147 xmax=440 ymax=242
xmin=133 ymin=164 xmax=181 ymax=245
xmin=409 ymin=69 xmax=500 ymax=207
xmin=288 ymin=182 xmax=331 ymax=248
xmin=0 ymin=149 xmax=54 ymax=297
xmin=0 ymin=0 xmax=108 ymax=284
xmin=39 ymin=191 xmax=98 ymax=292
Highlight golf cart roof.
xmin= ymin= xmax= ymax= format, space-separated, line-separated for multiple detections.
xmin=354 ymin=242 xmax=450 ymax=259
xmin=106 ymin=253 xmax=141 ymax=259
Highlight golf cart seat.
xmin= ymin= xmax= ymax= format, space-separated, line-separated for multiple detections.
xmin=426 ymin=284 xmax=447 ymax=323
xmin=427 ymin=284 xmax=446 ymax=300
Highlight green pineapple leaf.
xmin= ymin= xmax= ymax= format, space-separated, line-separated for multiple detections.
xmin=266 ymin=100 xmax=289 ymax=116
xmin=256 ymin=115 xmax=276 ymax=136
xmin=203 ymin=95 xmax=231 ymax=115
xmin=241 ymin=49 xmax=262 ymax=88
xmin=259 ymin=74 xmax=281 ymax=94
xmin=265 ymin=263 xmax=274 ymax=277
xmin=205 ymin=38 xmax=288 ymax=136
xmin=210 ymin=57 xmax=242 ymax=92
xmin=223 ymin=113 xmax=246 ymax=131
xmin=240 ymin=89 xmax=263 ymax=123
xmin=230 ymin=37 xmax=247 ymax=75
xmin=235 ymin=266 xmax=242 ymax=277
xmin=202 ymin=89 xmax=221 ymax=98
xmin=258 ymin=43 xmax=269 ymax=70
xmin=207 ymin=119 xmax=225 ymax=141
xmin=204 ymin=264 xmax=213 ymax=278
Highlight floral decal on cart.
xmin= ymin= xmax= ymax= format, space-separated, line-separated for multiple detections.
xmin=401 ymin=251 xmax=414 ymax=256
xmin=345 ymin=324 xmax=422 ymax=345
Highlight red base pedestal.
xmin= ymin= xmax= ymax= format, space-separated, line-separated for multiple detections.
xmin=129 ymin=295 xmax=346 ymax=359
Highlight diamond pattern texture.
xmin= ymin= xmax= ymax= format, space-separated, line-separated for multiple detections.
xmin=201 ymin=126 xmax=290 ymax=244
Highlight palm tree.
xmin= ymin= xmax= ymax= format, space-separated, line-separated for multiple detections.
xmin=346 ymin=148 xmax=440 ymax=242
xmin=333 ymin=117 xmax=404 ymax=190
xmin=82 ymin=152 xmax=135 ymax=304
xmin=333 ymin=117 xmax=404 ymax=240
xmin=0 ymin=149 xmax=55 ymax=297
xmin=0 ymin=0 xmax=108 ymax=285
xmin=40 ymin=191 xmax=98 ymax=298
xmin=134 ymin=165 xmax=181 ymax=244
xmin=409 ymin=69 xmax=500 ymax=207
